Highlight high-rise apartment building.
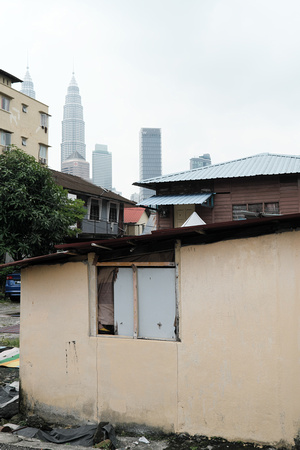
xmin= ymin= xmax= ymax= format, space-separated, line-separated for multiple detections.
xmin=61 ymin=73 xmax=86 ymax=167
xmin=0 ymin=69 xmax=49 ymax=163
xmin=190 ymin=153 xmax=211 ymax=170
xmin=139 ymin=128 xmax=161 ymax=201
xmin=92 ymin=144 xmax=112 ymax=190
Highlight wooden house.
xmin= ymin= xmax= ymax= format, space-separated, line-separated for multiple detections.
xmin=52 ymin=170 xmax=134 ymax=239
xmin=134 ymin=153 xmax=300 ymax=229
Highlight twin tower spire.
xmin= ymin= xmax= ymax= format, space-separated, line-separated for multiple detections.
xmin=20 ymin=67 xmax=88 ymax=179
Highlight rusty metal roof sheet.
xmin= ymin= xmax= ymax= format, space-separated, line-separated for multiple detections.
xmin=134 ymin=153 xmax=300 ymax=186
xmin=2 ymin=213 xmax=300 ymax=270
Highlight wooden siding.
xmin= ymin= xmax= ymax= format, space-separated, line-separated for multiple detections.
xmin=195 ymin=205 xmax=213 ymax=224
xmin=154 ymin=174 xmax=300 ymax=228
xmin=279 ymin=178 xmax=300 ymax=215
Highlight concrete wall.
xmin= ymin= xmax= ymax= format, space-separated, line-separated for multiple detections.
xmin=0 ymin=80 xmax=49 ymax=161
xmin=20 ymin=230 xmax=300 ymax=446
xmin=179 ymin=231 xmax=300 ymax=445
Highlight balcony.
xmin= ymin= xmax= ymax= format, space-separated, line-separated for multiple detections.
xmin=80 ymin=218 xmax=119 ymax=237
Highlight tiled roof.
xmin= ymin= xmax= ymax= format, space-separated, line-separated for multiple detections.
xmin=134 ymin=153 xmax=300 ymax=186
xmin=124 ymin=207 xmax=145 ymax=223
xmin=51 ymin=170 xmax=134 ymax=205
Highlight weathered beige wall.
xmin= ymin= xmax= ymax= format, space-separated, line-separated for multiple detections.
xmin=0 ymin=81 xmax=49 ymax=161
xmin=96 ymin=338 xmax=178 ymax=430
xmin=179 ymin=231 xmax=300 ymax=445
xmin=20 ymin=261 xmax=98 ymax=422
xmin=20 ymin=230 xmax=300 ymax=445
xmin=20 ymin=260 xmax=178 ymax=430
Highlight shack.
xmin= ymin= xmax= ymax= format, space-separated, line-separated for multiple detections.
xmin=4 ymin=214 xmax=300 ymax=447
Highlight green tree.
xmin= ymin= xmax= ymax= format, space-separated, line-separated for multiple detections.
xmin=0 ymin=148 xmax=86 ymax=260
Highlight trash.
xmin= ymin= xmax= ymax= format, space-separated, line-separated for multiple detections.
xmin=16 ymin=423 xmax=98 ymax=447
xmin=1 ymin=423 xmax=20 ymax=432
xmin=0 ymin=347 xmax=19 ymax=368
xmin=93 ymin=422 xmax=117 ymax=448
xmin=138 ymin=436 xmax=150 ymax=444
xmin=0 ymin=382 xmax=19 ymax=419
xmin=94 ymin=438 xmax=113 ymax=448
xmin=16 ymin=422 xmax=118 ymax=448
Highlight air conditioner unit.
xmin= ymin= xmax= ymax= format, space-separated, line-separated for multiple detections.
xmin=39 ymin=158 xmax=46 ymax=164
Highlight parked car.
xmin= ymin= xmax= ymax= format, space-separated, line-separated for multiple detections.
xmin=5 ymin=273 xmax=21 ymax=301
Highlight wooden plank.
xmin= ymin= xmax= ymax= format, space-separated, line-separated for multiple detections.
xmin=97 ymin=262 xmax=175 ymax=267
xmin=132 ymin=265 xmax=138 ymax=339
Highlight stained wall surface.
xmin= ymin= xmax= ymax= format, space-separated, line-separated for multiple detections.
xmin=20 ymin=230 xmax=300 ymax=446
xmin=0 ymin=77 xmax=49 ymax=161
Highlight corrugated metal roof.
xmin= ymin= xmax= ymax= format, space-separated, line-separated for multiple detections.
xmin=138 ymin=193 xmax=212 ymax=206
xmin=134 ymin=153 xmax=300 ymax=186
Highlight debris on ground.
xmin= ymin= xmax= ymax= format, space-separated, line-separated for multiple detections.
xmin=0 ymin=380 xmax=19 ymax=419
xmin=0 ymin=346 xmax=19 ymax=367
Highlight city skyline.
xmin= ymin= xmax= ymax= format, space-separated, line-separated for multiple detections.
xmin=4 ymin=1 xmax=300 ymax=199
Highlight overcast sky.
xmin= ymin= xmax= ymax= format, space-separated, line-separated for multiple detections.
xmin=3 ymin=0 xmax=300 ymax=198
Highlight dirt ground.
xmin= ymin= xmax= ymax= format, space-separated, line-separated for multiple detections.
xmin=0 ymin=300 xmax=20 ymax=341
xmin=0 ymin=300 xmax=20 ymax=386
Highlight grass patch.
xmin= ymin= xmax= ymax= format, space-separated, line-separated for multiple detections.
xmin=0 ymin=337 xmax=19 ymax=347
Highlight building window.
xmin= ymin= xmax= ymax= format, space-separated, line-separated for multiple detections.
xmin=97 ymin=263 xmax=177 ymax=340
xmin=1 ymin=96 xmax=10 ymax=112
xmin=232 ymin=202 xmax=279 ymax=220
xmin=22 ymin=104 xmax=28 ymax=113
xmin=39 ymin=145 xmax=47 ymax=164
xmin=21 ymin=137 xmax=27 ymax=146
xmin=40 ymin=113 xmax=48 ymax=128
xmin=89 ymin=199 xmax=101 ymax=221
xmin=0 ymin=130 xmax=11 ymax=150
xmin=264 ymin=202 xmax=280 ymax=214
xmin=109 ymin=203 xmax=119 ymax=223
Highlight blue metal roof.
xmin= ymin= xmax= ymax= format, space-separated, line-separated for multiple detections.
xmin=138 ymin=193 xmax=212 ymax=207
xmin=134 ymin=153 xmax=300 ymax=186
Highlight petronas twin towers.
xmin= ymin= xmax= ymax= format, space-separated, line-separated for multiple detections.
xmin=61 ymin=73 xmax=89 ymax=180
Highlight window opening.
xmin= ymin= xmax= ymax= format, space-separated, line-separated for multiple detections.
xmin=40 ymin=113 xmax=48 ymax=128
xmin=90 ymin=199 xmax=100 ymax=221
xmin=232 ymin=202 xmax=279 ymax=220
xmin=1 ymin=96 xmax=10 ymax=111
xmin=97 ymin=262 xmax=177 ymax=341
xmin=39 ymin=145 xmax=47 ymax=164
xmin=109 ymin=203 xmax=118 ymax=222
xmin=0 ymin=130 xmax=11 ymax=150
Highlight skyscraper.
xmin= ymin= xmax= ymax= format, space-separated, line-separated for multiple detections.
xmin=61 ymin=150 xmax=90 ymax=181
xmin=20 ymin=66 xmax=36 ymax=99
xmin=92 ymin=144 xmax=112 ymax=190
xmin=61 ymin=73 xmax=86 ymax=167
xmin=190 ymin=153 xmax=211 ymax=170
xmin=139 ymin=128 xmax=162 ymax=201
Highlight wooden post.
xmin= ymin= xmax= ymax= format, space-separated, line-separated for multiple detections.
xmin=132 ymin=264 xmax=138 ymax=339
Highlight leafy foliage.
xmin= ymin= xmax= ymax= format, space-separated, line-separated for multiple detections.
xmin=0 ymin=148 xmax=86 ymax=260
